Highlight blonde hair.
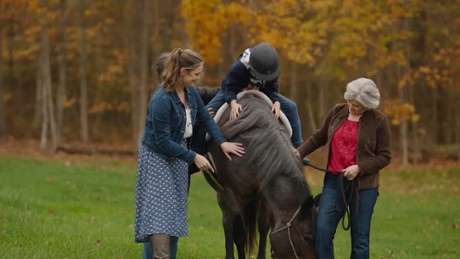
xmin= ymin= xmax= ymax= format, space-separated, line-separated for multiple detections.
xmin=160 ymin=48 xmax=203 ymax=92
xmin=156 ymin=52 xmax=170 ymax=80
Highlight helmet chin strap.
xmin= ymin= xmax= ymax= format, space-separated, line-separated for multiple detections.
xmin=249 ymin=68 xmax=266 ymax=88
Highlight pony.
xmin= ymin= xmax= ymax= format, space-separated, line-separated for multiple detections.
xmin=206 ymin=90 xmax=316 ymax=259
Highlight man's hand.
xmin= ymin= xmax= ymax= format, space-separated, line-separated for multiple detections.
xmin=230 ymin=100 xmax=242 ymax=120
xmin=207 ymin=107 xmax=215 ymax=118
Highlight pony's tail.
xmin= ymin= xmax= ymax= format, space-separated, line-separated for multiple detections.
xmin=244 ymin=199 xmax=258 ymax=255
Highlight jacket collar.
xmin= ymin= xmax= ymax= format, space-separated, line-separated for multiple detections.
xmin=337 ymin=103 xmax=373 ymax=124
xmin=169 ymin=87 xmax=193 ymax=105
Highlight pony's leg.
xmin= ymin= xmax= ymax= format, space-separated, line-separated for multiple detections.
xmin=257 ymin=204 xmax=270 ymax=259
xmin=219 ymin=199 xmax=236 ymax=259
xmin=222 ymin=212 xmax=249 ymax=259
xmin=233 ymin=215 xmax=246 ymax=259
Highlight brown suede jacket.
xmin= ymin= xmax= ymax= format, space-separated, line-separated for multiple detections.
xmin=297 ymin=103 xmax=392 ymax=190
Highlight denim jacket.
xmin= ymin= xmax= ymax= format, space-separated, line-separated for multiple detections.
xmin=141 ymin=87 xmax=226 ymax=163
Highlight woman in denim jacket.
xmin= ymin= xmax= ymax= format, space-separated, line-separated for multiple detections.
xmin=134 ymin=48 xmax=245 ymax=259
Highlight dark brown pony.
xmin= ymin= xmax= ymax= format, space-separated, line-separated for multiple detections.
xmin=206 ymin=91 xmax=316 ymax=259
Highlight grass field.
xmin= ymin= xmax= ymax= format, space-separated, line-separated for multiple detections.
xmin=0 ymin=155 xmax=459 ymax=258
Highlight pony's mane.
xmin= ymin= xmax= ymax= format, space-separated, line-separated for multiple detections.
xmin=219 ymin=94 xmax=308 ymax=196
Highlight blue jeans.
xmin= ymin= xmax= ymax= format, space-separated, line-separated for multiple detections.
xmin=143 ymin=236 xmax=179 ymax=259
xmin=315 ymin=174 xmax=379 ymax=259
xmin=206 ymin=90 xmax=303 ymax=147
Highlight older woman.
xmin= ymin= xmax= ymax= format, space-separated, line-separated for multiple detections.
xmin=297 ymin=78 xmax=391 ymax=259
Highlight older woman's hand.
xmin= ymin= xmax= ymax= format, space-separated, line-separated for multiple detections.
xmin=343 ymin=164 xmax=360 ymax=180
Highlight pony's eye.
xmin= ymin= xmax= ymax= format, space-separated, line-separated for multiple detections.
xmin=302 ymin=233 xmax=313 ymax=243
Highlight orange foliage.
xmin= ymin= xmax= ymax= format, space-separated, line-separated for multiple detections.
xmin=384 ymin=99 xmax=419 ymax=126
xmin=0 ymin=0 xmax=31 ymax=20
xmin=180 ymin=0 xmax=250 ymax=65
xmin=418 ymin=46 xmax=459 ymax=89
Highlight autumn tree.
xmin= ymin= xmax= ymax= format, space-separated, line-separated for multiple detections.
xmin=0 ymin=0 xmax=458 ymax=162
xmin=0 ymin=19 xmax=5 ymax=136
xmin=37 ymin=0 xmax=58 ymax=151
xmin=55 ymin=0 xmax=68 ymax=146
xmin=0 ymin=0 xmax=30 ymax=136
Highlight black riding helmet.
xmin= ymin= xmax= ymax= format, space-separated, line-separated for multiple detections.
xmin=248 ymin=43 xmax=281 ymax=81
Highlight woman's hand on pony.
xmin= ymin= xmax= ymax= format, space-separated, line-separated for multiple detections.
xmin=220 ymin=142 xmax=245 ymax=161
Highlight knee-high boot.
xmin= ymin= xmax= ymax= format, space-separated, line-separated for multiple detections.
xmin=150 ymin=234 xmax=171 ymax=259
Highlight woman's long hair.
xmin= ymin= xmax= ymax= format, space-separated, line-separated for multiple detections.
xmin=160 ymin=48 xmax=203 ymax=92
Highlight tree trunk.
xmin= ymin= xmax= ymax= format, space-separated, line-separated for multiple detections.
xmin=397 ymin=66 xmax=408 ymax=167
xmin=0 ymin=21 xmax=6 ymax=136
xmin=408 ymin=83 xmax=419 ymax=163
xmin=161 ymin=0 xmax=173 ymax=51
xmin=35 ymin=55 xmax=43 ymax=129
xmin=457 ymin=91 xmax=460 ymax=160
xmin=126 ymin=0 xmax=140 ymax=151
xmin=220 ymin=0 xmax=235 ymax=83
xmin=289 ymin=61 xmax=298 ymax=102
xmin=397 ymin=69 xmax=409 ymax=167
xmin=318 ymin=76 xmax=329 ymax=120
xmin=288 ymin=62 xmax=303 ymax=136
xmin=33 ymin=25 xmax=42 ymax=128
xmin=56 ymin=0 xmax=68 ymax=146
xmin=450 ymin=86 xmax=459 ymax=160
xmin=137 ymin=0 xmax=149 ymax=145
xmin=151 ymin=0 xmax=160 ymax=84
xmin=128 ymin=49 xmax=139 ymax=152
xmin=399 ymin=118 xmax=409 ymax=166
xmin=431 ymin=85 xmax=439 ymax=147
xmin=39 ymin=2 xmax=57 ymax=151
xmin=305 ymin=80 xmax=317 ymax=134
xmin=40 ymin=69 xmax=48 ymax=150
xmin=78 ymin=0 xmax=89 ymax=142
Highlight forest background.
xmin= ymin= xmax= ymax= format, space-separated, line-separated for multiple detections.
xmin=0 ymin=0 xmax=459 ymax=167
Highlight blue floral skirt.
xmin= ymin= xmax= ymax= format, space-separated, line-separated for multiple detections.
xmin=134 ymin=144 xmax=189 ymax=243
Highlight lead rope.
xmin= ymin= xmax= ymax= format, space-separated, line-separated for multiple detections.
xmin=303 ymin=159 xmax=356 ymax=231
xmin=338 ymin=172 xmax=356 ymax=231
xmin=203 ymin=152 xmax=224 ymax=192
xmin=270 ymin=205 xmax=302 ymax=259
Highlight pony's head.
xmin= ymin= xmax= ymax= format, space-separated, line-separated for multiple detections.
xmin=269 ymin=195 xmax=316 ymax=259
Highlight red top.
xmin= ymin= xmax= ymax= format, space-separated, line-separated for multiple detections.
xmin=327 ymin=119 xmax=359 ymax=175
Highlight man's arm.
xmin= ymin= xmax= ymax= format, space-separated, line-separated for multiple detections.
xmin=222 ymin=61 xmax=250 ymax=104
xmin=260 ymin=80 xmax=280 ymax=103
xmin=195 ymin=87 xmax=219 ymax=105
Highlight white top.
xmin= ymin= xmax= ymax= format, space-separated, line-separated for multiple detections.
xmin=184 ymin=106 xmax=193 ymax=139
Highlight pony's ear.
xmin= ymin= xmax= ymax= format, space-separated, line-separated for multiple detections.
xmin=313 ymin=193 xmax=321 ymax=208
xmin=299 ymin=195 xmax=314 ymax=220
xmin=312 ymin=193 xmax=321 ymax=214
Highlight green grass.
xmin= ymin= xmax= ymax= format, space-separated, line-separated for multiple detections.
xmin=0 ymin=156 xmax=459 ymax=258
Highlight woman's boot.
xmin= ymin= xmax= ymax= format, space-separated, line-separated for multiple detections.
xmin=150 ymin=234 xmax=170 ymax=259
